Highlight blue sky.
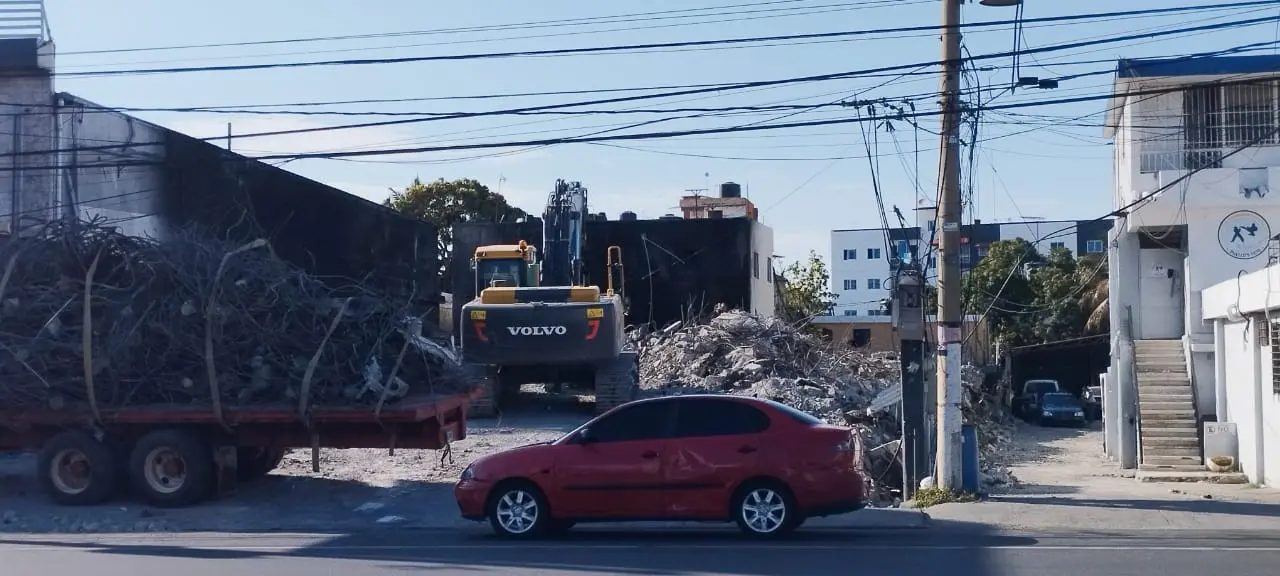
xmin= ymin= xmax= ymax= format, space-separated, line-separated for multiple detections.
xmin=44 ymin=0 xmax=1280 ymax=264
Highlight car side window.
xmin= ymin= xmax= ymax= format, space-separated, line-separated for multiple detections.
xmin=673 ymin=398 xmax=771 ymax=438
xmin=589 ymin=401 xmax=672 ymax=443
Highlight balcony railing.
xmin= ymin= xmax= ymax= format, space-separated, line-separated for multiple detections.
xmin=0 ymin=0 xmax=47 ymax=41
xmin=1138 ymin=148 xmax=1224 ymax=173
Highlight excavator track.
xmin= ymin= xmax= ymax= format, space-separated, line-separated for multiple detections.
xmin=594 ymin=350 xmax=639 ymax=415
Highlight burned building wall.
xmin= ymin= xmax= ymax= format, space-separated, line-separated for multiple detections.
xmin=583 ymin=218 xmax=753 ymax=328
xmin=156 ymin=132 xmax=439 ymax=305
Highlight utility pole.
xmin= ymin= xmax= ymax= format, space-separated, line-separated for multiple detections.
xmin=934 ymin=0 xmax=965 ymax=491
xmin=892 ymin=268 xmax=926 ymax=499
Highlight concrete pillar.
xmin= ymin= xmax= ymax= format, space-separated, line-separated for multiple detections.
xmin=0 ymin=37 xmax=56 ymax=234
xmin=1109 ymin=225 xmax=1140 ymax=469
xmin=1104 ymin=365 xmax=1119 ymax=460
xmin=1214 ymin=318 xmax=1228 ymax=421
xmin=1250 ymin=318 xmax=1266 ymax=482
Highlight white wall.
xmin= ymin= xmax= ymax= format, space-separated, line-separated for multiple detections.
xmin=830 ymin=229 xmax=893 ymax=319
xmin=750 ymin=221 xmax=775 ymax=318
xmin=1220 ymin=319 xmax=1262 ymax=482
xmin=1203 ymin=268 xmax=1280 ymax=485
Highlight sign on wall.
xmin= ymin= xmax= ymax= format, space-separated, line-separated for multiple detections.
xmin=1217 ymin=210 xmax=1271 ymax=260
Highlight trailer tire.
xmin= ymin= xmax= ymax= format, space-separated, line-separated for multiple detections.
xmin=236 ymin=447 xmax=286 ymax=482
xmin=36 ymin=430 xmax=120 ymax=506
xmin=128 ymin=429 xmax=214 ymax=508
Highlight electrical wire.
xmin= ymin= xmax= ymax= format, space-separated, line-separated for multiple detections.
xmin=58 ymin=0 xmax=924 ymax=57
xmin=52 ymin=2 xmax=1280 ymax=78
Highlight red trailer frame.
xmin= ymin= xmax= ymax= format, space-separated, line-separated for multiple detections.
xmin=0 ymin=389 xmax=478 ymax=508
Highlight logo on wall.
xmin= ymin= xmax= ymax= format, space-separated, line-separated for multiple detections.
xmin=1217 ymin=210 xmax=1271 ymax=260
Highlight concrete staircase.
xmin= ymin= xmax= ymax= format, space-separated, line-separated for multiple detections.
xmin=1134 ymin=339 xmax=1202 ymax=472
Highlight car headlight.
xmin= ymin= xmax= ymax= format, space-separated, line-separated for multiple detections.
xmin=1042 ymin=411 xmax=1052 ymax=417
xmin=460 ymin=465 xmax=474 ymax=482
xmin=1074 ymin=411 xmax=1084 ymax=417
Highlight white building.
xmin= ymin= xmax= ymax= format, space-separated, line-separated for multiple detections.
xmin=829 ymin=214 xmax=1107 ymax=319
xmin=1200 ymin=270 xmax=1280 ymax=486
xmin=1104 ymin=54 xmax=1280 ymax=477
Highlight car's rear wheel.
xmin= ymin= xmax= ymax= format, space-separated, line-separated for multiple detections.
xmin=732 ymin=480 xmax=799 ymax=538
xmin=487 ymin=481 xmax=550 ymax=538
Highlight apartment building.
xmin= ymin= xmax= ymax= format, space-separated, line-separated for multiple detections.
xmin=829 ymin=210 xmax=1111 ymax=320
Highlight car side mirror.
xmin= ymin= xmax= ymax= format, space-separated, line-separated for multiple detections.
xmin=576 ymin=427 xmax=596 ymax=444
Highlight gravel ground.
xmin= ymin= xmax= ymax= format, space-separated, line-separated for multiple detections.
xmin=0 ymin=413 xmax=586 ymax=534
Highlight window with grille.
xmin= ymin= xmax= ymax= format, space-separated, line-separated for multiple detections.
xmin=1177 ymin=80 xmax=1280 ymax=169
xmin=1222 ymin=82 xmax=1278 ymax=148
xmin=1270 ymin=319 xmax=1280 ymax=395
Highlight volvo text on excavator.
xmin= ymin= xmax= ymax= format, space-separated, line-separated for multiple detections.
xmin=460 ymin=180 xmax=637 ymax=416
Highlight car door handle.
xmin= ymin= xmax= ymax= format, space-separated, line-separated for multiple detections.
xmin=738 ymin=445 xmax=758 ymax=454
xmin=641 ymin=450 xmax=659 ymax=459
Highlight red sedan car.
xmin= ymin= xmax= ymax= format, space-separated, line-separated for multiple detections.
xmin=455 ymin=394 xmax=868 ymax=538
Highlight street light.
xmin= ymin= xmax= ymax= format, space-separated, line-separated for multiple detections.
xmin=978 ymin=0 xmax=1022 ymax=6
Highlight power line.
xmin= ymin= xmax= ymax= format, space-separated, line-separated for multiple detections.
xmin=59 ymin=0 xmax=922 ymax=57
xmin=3 ymin=63 xmax=1276 ymax=167
xmin=57 ymin=2 xmax=929 ymax=70
xmin=55 ymin=2 xmax=1280 ymax=78
xmin=57 ymin=0 xmax=1250 ymax=72
xmin=144 ymin=14 xmax=1280 ymax=144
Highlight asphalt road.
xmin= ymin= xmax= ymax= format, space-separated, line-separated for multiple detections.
xmin=3 ymin=527 xmax=1280 ymax=575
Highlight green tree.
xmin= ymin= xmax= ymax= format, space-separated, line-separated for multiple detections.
xmin=780 ymin=250 xmax=839 ymax=324
xmin=1027 ymin=246 xmax=1086 ymax=343
xmin=962 ymin=238 xmax=1042 ymax=349
xmin=385 ymin=178 xmax=528 ymax=284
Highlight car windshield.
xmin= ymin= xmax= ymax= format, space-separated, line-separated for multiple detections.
xmin=1026 ymin=380 xmax=1059 ymax=394
xmin=1043 ymin=393 xmax=1075 ymax=406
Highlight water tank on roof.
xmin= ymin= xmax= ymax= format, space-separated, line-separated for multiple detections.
xmin=720 ymin=182 xmax=742 ymax=198
xmin=620 ymin=211 xmax=638 ymax=221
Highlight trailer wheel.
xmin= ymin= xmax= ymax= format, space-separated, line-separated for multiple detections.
xmin=36 ymin=430 xmax=120 ymax=506
xmin=236 ymin=447 xmax=286 ymax=482
xmin=128 ymin=429 xmax=214 ymax=508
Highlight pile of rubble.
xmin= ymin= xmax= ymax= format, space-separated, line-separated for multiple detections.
xmin=632 ymin=311 xmax=901 ymax=445
xmin=630 ymin=310 xmax=1018 ymax=497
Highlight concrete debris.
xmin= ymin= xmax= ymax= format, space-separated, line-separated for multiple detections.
xmin=631 ymin=310 xmax=1018 ymax=498
xmin=633 ymin=311 xmax=899 ymax=442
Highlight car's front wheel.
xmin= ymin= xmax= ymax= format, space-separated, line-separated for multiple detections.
xmin=733 ymin=481 xmax=799 ymax=538
xmin=487 ymin=481 xmax=550 ymax=538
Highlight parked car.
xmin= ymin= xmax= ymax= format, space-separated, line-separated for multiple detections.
xmin=1036 ymin=392 xmax=1087 ymax=427
xmin=1083 ymin=385 xmax=1103 ymax=421
xmin=454 ymin=394 xmax=867 ymax=538
xmin=1014 ymin=379 xmax=1062 ymax=420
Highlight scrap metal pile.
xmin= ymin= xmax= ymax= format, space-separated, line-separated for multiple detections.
xmin=631 ymin=310 xmax=1017 ymax=499
xmin=0 ymin=220 xmax=468 ymax=414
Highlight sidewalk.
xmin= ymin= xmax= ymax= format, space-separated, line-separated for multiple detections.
xmin=922 ymin=480 xmax=1280 ymax=532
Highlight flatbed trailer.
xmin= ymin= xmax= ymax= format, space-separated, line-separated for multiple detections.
xmin=0 ymin=391 xmax=476 ymax=508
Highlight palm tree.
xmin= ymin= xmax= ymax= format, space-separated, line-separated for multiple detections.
xmin=1078 ymin=254 xmax=1109 ymax=334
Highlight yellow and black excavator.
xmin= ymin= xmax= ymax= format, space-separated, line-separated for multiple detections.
xmin=460 ymin=180 xmax=636 ymax=416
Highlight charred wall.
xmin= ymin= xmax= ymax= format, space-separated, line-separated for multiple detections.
xmin=157 ymin=131 xmax=439 ymax=304
xmin=451 ymin=218 xmax=753 ymax=336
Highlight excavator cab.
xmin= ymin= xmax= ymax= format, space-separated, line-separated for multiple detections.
xmin=472 ymin=241 xmax=540 ymax=291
